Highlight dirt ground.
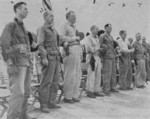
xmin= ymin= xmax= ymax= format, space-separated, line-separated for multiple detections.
xmin=28 ymin=83 xmax=150 ymax=119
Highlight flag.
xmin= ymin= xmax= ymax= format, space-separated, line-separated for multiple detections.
xmin=42 ymin=0 xmax=52 ymax=11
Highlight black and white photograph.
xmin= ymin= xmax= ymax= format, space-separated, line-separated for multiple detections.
xmin=0 ymin=0 xmax=149 ymax=119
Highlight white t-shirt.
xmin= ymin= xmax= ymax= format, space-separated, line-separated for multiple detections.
xmin=117 ymin=38 xmax=129 ymax=52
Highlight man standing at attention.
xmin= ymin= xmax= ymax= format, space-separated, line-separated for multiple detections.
xmin=0 ymin=2 xmax=36 ymax=119
xmin=117 ymin=30 xmax=134 ymax=90
xmin=142 ymin=36 xmax=150 ymax=81
xmin=37 ymin=11 xmax=61 ymax=113
xmin=61 ymin=11 xmax=82 ymax=103
xmin=85 ymin=25 xmax=104 ymax=98
xmin=133 ymin=33 xmax=147 ymax=88
xmin=100 ymin=24 xmax=119 ymax=95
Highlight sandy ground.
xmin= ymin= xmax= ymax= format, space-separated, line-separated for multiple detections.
xmin=0 ymin=57 xmax=150 ymax=119
xmin=27 ymin=83 xmax=150 ymax=119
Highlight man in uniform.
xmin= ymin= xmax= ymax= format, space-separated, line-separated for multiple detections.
xmin=133 ymin=33 xmax=147 ymax=88
xmin=0 ymin=2 xmax=36 ymax=119
xmin=117 ymin=30 xmax=134 ymax=90
xmin=100 ymin=24 xmax=119 ymax=95
xmin=61 ymin=11 xmax=82 ymax=103
xmin=37 ymin=11 xmax=61 ymax=113
xmin=142 ymin=36 xmax=150 ymax=81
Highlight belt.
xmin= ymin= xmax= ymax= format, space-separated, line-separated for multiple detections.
xmin=69 ymin=42 xmax=80 ymax=46
xmin=87 ymin=51 xmax=99 ymax=56
xmin=7 ymin=44 xmax=30 ymax=71
xmin=11 ymin=44 xmax=28 ymax=49
xmin=11 ymin=44 xmax=30 ymax=53
xmin=5 ymin=44 xmax=29 ymax=54
xmin=121 ymin=52 xmax=130 ymax=57
xmin=46 ymin=47 xmax=59 ymax=55
xmin=135 ymin=54 xmax=145 ymax=59
xmin=46 ymin=46 xmax=59 ymax=51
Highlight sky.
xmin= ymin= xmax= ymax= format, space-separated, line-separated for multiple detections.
xmin=0 ymin=0 xmax=149 ymax=41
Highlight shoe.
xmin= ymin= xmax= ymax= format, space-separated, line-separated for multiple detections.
xmin=142 ymin=85 xmax=146 ymax=88
xmin=137 ymin=85 xmax=145 ymax=89
xmin=48 ymin=103 xmax=61 ymax=109
xmin=93 ymin=92 xmax=104 ymax=97
xmin=103 ymin=92 xmax=111 ymax=96
xmin=87 ymin=92 xmax=96 ymax=98
xmin=119 ymin=88 xmax=127 ymax=90
xmin=63 ymin=98 xmax=74 ymax=103
xmin=40 ymin=104 xmax=51 ymax=113
xmin=20 ymin=114 xmax=37 ymax=119
xmin=111 ymin=89 xmax=119 ymax=93
xmin=72 ymin=98 xmax=80 ymax=102
xmin=126 ymin=87 xmax=133 ymax=90
xmin=26 ymin=116 xmax=37 ymax=119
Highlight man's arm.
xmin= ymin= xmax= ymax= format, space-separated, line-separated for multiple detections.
xmin=85 ymin=37 xmax=93 ymax=53
xmin=37 ymin=27 xmax=48 ymax=66
xmin=85 ymin=37 xmax=99 ymax=54
xmin=132 ymin=43 xmax=138 ymax=53
xmin=61 ymin=24 xmax=80 ymax=44
xmin=99 ymin=35 xmax=108 ymax=52
xmin=132 ymin=42 xmax=138 ymax=65
xmin=128 ymin=43 xmax=135 ymax=53
xmin=0 ymin=23 xmax=15 ymax=62
xmin=27 ymin=31 xmax=38 ymax=52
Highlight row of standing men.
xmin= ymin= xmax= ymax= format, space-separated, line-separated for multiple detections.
xmin=0 ymin=2 xmax=149 ymax=119
xmin=82 ymin=25 xmax=148 ymax=99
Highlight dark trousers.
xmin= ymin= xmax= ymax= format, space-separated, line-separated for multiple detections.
xmin=39 ymin=59 xmax=59 ymax=105
xmin=119 ymin=56 xmax=132 ymax=89
xmin=102 ymin=58 xmax=117 ymax=92
xmin=145 ymin=58 xmax=150 ymax=81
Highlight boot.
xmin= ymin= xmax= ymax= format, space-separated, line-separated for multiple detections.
xmin=48 ymin=103 xmax=61 ymax=109
xmin=111 ymin=88 xmax=119 ymax=93
xmin=136 ymin=85 xmax=146 ymax=89
xmin=103 ymin=91 xmax=111 ymax=96
xmin=41 ymin=104 xmax=51 ymax=113
xmin=126 ymin=87 xmax=133 ymax=90
xmin=93 ymin=92 xmax=104 ymax=97
xmin=63 ymin=98 xmax=74 ymax=103
xmin=20 ymin=114 xmax=37 ymax=119
xmin=87 ymin=92 xmax=96 ymax=98
xmin=72 ymin=98 xmax=80 ymax=102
